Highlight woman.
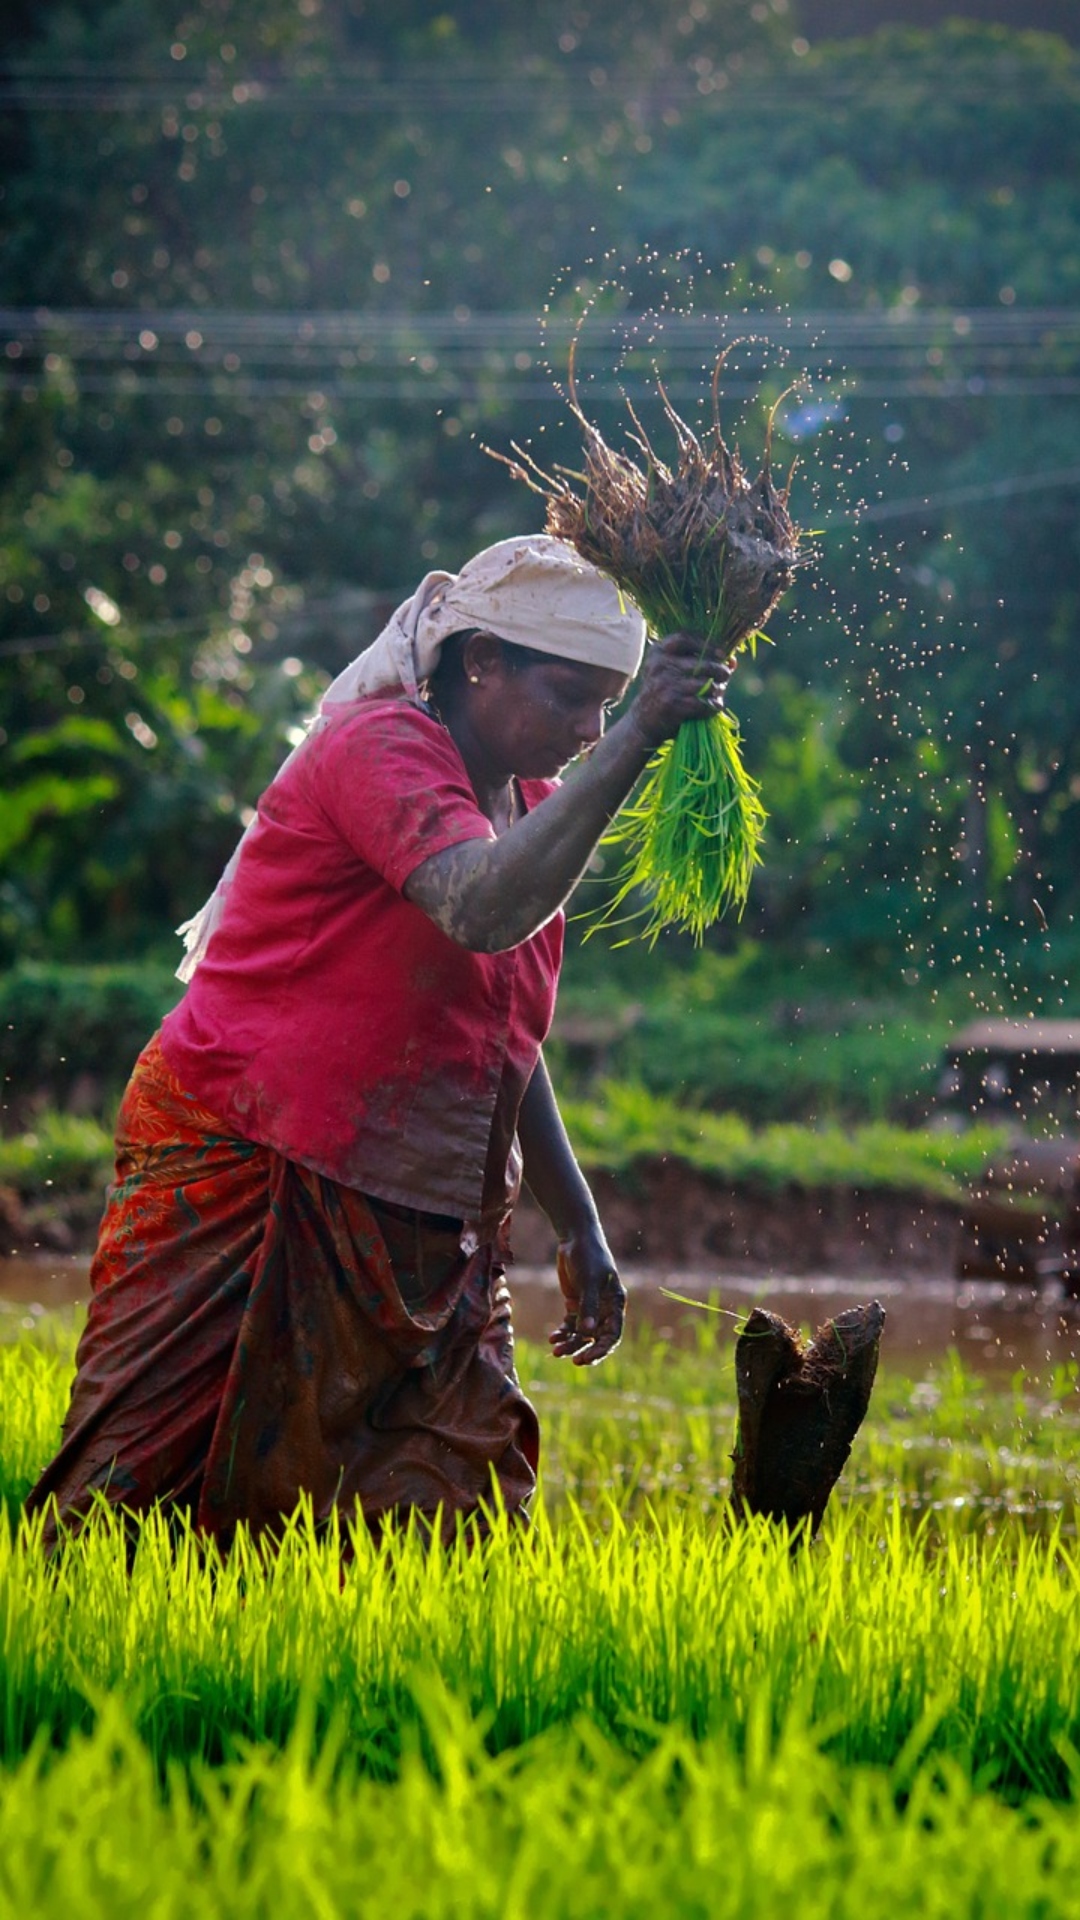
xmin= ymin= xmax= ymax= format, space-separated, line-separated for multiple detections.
xmin=28 ymin=534 xmax=730 ymax=1546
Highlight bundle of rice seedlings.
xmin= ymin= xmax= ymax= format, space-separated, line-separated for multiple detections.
xmin=489 ymin=349 xmax=805 ymax=941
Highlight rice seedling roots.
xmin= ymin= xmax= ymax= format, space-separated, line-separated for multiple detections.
xmin=731 ymin=1300 xmax=885 ymax=1537
xmin=491 ymin=342 xmax=802 ymax=661
xmin=488 ymin=342 xmax=805 ymax=938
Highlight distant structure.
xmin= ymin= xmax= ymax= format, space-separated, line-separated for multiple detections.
xmin=938 ymin=1020 xmax=1080 ymax=1131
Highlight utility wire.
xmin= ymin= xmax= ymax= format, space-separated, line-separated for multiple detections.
xmin=0 ymin=615 xmax=209 ymax=659
xmin=5 ymin=463 xmax=1080 ymax=660
xmin=3 ymin=375 xmax=1078 ymax=403
xmin=2 ymin=63 xmax=1076 ymax=112
xmin=3 ymin=307 xmax=1077 ymax=402
xmin=823 ymin=464 xmax=1080 ymax=528
xmin=4 ymin=306 xmax=1075 ymax=341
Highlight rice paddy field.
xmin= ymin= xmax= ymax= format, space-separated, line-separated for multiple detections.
xmin=3 ymin=1306 xmax=1080 ymax=1916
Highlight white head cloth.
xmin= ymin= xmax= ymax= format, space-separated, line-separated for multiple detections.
xmin=175 ymin=534 xmax=646 ymax=979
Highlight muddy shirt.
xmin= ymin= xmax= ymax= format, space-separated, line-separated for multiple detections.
xmin=160 ymin=695 xmax=564 ymax=1228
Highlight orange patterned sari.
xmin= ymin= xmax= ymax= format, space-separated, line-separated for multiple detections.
xmin=27 ymin=1034 xmax=538 ymax=1546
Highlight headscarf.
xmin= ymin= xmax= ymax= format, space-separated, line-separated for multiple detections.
xmin=176 ymin=534 xmax=646 ymax=979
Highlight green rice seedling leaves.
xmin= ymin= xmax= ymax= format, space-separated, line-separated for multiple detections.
xmin=8 ymin=1321 xmax=1080 ymax=1913
xmin=9 ymin=1699 xmax=1080 ymax=1918
xmin=0 ymin=1336 xmax=76 ymax=1520
xmin=488 ymin=345 xmax=805 ymax=941
xmin=2 ymin=1468 xmax=1080 ymax=1795
xmin=6 ymin=1323 xmax=1080 ymax=1810
xmin=596 ymin=701 xmax=769 ymax=943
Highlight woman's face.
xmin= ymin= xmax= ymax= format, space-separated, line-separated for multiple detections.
xmin=468 ymin=643 xmax=631 ymax=781
xmin=466 ymin=637 xmax=626 ymax=771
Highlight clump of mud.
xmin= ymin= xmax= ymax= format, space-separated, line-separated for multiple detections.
xmin=731 ymin=1300 xmax=885 ymax=1537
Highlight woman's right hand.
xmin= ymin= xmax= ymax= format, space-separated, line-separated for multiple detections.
xmin=403 ymin=630 xmax=737 ymax=952
xmin=628 ymin=631 xmax=735 ymax=750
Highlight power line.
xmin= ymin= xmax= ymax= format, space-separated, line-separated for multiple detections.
xmin=0 ymin=614 xmax=208 ymax=659
xmin=3 ymin=307 xmax=1077 ymax=404
xmin=3 ymin=61 xmax=1076 ymax=114
xmin=4 ymin=462 xmax=1079 ymax=662
xmin=4 ymin=373 xmax=1079 ymax=404
xmin=825 ymin=464 xmax=1080 ymax=528
xmin=2 ymin=65 xmax=1068 ymax=113
xmin=4 ymin=306 xmax=1075 ymax=343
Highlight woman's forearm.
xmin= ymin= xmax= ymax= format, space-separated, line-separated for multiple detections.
xmin=517 ymin=1052 xmax=601 ymax=1237
xmin=402 ymin=707 xmax=656 ymax=952
xmin=404 ymin=630 xmax=734 ymax=952
xmin=520 ymin=1053 xmax=625 ymax=1364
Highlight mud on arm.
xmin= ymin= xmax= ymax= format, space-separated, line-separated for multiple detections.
xmin=403 ymin=634 xmax=733 ymax=953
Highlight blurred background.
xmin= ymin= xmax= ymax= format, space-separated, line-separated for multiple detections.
xmin=3 ymin=0 xmax=1080 ymax=1170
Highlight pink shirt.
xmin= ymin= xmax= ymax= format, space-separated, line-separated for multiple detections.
xmin=160 ymin=697 xmax=564 ymax=1226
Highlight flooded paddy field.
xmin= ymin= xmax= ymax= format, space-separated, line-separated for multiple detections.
xmin=3 ymin=1257 xmax=1080 ymax=1916
xmin=513 ymin=1265 xmax=1080 ymax=1381
xmin=5 ymin=1251 xmax=1080 ymax=1383
xmin=5 ymin=1252 xmax=1080 ymax=1543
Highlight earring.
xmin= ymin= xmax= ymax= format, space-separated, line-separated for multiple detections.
xmin=468 ymin=674 xmax=480 ymax=684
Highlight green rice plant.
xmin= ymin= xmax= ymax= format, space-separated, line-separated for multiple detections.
xmin=0 ymin=1331 xmax=77 ymax=1519
xmin=56 ymin=1509 xmax=1080 ymax=1772
xmin=490 ymin=348 xmax=804 ymax=941
xmin=530 ymin=1322 xmax=1080 ymax=1543
xmin=5 ymin=1693 xmax=1080 ymax=1919
xmin=4 ymin=1320 xmax=1080 ymax=1798
xmin=1 ymin=1453 xmax=1080 ymax=1788
xmin=596 ymin=705 xmax=768 ymax=943
xmin=5 ymin=1322 xmax=1080 ymax=1920
xmin=4 ymin=1317 xmax=1078 ymax=1538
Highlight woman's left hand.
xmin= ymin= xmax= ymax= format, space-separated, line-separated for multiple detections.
xmin=550 ymin=1225 xmax=626 ymax=1366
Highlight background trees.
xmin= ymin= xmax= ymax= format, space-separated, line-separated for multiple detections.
xmin=2 ymin=0 xmax=1078 ymax=997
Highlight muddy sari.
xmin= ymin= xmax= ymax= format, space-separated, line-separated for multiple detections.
xmin=27 ymin=1035 xmax=539 ymax=1546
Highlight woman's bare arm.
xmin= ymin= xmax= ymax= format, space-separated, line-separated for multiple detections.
xmin=403 ymin=632 xmax=730 ymax=952
xmin=517 ymin=1051 xmax=625 ymax=1365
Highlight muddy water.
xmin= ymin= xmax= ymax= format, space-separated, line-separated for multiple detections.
xmin=512 ymin=1267 xmax=1080 ymax=1379
xmin=3 ymin=1252 xmax=1080 ymax=1381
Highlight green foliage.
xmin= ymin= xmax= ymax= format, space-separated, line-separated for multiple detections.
xmin=0 ymin=961 xmax=181 ymax=1115
xmin=558 ymin=1081 xmax=1004 ymax=1196
xmin=4 ymin=1324 xmax=1080 ymax=1910
xmin=6 ymin=1700 xmax=1080 ymax=1919
xmin=2 ymin=6 xmax=1080 ymax=974
xmin=0 ymin=1087 xmax=997 ymax=1219
xmin=551 ymin=944 xmax=968 ymax=1121
xmin=0 ymin=1111 xmax=112 ymax=1195
xmin=591 ymin=1004 xmax=947 ymax=1122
